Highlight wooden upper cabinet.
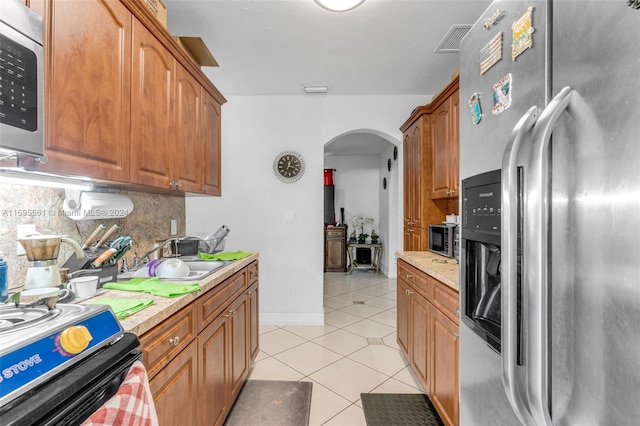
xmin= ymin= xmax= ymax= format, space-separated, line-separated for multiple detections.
xmin=130 ymin=18 xmax=174 ymax=189
xmin=430 ymin=81 xmax=459 ymax=199
xmin=402 ymin=114 xmax=429 ymax=229
xmin=202 ymin=90 xmax=222 ymax=195
xmin=29 ymin=0 xmax=132 ymax=181
xmin=174 ymin=65 xmax=202 ymax=193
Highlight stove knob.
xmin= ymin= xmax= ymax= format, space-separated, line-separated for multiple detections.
xmin=60 ymin=325 xmax=93 ymax=354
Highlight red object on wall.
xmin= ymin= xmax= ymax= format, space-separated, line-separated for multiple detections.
xmin=324 ymin=169 xmax=335 ymax=185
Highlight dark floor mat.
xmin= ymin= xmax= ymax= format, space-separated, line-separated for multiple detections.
xmin=360 ymin=393 xmax=444 ymax=426
xmin=224 ymin=380 xmax=313 ymax=426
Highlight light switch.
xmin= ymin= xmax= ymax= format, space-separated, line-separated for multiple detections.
xmin=170 ymin=219 xmax=177 ymax=235
xmin=283 ymin=211 xmax=295 ymax=223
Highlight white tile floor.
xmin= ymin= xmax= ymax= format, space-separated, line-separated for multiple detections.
xmin=248 ymin=271 xmax=426 ymax=426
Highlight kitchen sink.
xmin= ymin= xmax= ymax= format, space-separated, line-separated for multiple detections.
xmin=118 ymin=260 xmax=228 ymax=282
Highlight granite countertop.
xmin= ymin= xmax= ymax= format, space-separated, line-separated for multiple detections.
xmin=397 ymin=251 xmax=460 ymax=291
xmin=80 ymin=253 xmax=259 ymax=336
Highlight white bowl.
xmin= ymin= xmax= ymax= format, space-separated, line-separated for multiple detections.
xmin=155 ymin=258 xmax=190 ymax=279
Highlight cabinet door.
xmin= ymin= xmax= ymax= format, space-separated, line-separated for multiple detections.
xmin=199 ymin=313 xmax=230 ymax=426
xmin=431 ymin=97 xmax=453 ymax=199
xmin=130 ymin=18 xmax=174 ymax=189
xmin=248 ymin=282 xmax=259 ymax=362
xmin=397 ymin=279 xmax=411 ymax=355
xmin=411 ymin=291 xmax=432 ymax=394
xmin=34 ymin=0 xmax=131 ymax=181
xmin=174 ymin=65 xmax=202 ymax=192
xmin=229 ymin=293 xmax=249 ymax=400
xmin=404 ymin=120 xmax=425 ymax=227
xmin=150 ymin=341 xmax=198 ymax=426
xmin=449 ymin=89 xmax=460 ymax=198
xmin=431 ymin=307 xmax=459 ymax=426
xmin=202 ymin=90 xmax=222 ymax=195
xmin=404 ymin=226 xmax=427 ymax=251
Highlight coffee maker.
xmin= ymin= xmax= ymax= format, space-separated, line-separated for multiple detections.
xmin=18 ymin=234 xmax=85 ymax=289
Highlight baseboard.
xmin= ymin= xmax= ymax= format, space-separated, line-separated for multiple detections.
xmin=259 ymin=312 xmax=324 ymax=326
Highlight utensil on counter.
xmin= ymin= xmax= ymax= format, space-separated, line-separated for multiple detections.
xmin=81 ymin=224 xmax=105 ymax=249
xmin=93 ymin=224 xmax=119 ymax=250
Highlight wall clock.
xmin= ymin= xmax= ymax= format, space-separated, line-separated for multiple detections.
xmin=273 ymin=150 xmax=306 ymax=183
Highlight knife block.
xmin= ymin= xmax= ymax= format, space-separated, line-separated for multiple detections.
xmin=62 ymin=248 xmax=119 ymax=287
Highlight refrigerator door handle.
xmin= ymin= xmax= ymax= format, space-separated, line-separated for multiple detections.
xmin=525 ymin=86 xmax=575 ymax=426
xmin=501 ymin=105 xmax=540 ymax=426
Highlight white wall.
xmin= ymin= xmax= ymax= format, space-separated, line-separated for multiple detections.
xmin=186 ymin=94 xmax=424 ymax=325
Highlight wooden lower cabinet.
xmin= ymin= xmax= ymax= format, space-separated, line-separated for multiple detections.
xmin=142 ymin=261 xmax=259 ymax=426
xmin=324 ymin=227 xmax=347 ymax=272
xmin=397 ymin=259 xmax=459 ymax=426
xmin=431 ymin=307 xmax=459 ymax=426
xmin=149 ymin=341 xmax=199 ymax=424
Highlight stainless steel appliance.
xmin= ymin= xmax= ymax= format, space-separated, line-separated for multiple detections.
xmin=460 ymin=169 xmax=502 ymax=352
xmin=0 ymin=303 xmax=141 ymax=425
xmin=428 ymin=224 xmax=456 ymax=258
xmin=0 ymin=0 xmax=44 ymax=158
xmin=459 ymin=1 xmax=640 ymax=424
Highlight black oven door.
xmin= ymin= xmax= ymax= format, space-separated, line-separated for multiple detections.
xmin=1 ymin=333 xmax=141 ymax=426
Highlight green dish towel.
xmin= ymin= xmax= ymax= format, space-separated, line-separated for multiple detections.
xmin=103 ymin=278 xmax=201 ymax=298
xmin=198 ymin=251 xmax=252 ymax=261
xmin=89 ymin=298 xmax=154 ymax=319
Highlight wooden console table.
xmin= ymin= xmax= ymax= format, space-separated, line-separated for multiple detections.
xmin=346 ymin=243 xmax=382 ymax=274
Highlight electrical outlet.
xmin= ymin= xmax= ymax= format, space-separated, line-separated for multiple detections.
xmin=170 ymin=219 xmax=177 ymax=235
xmin=16 ymin=224 xmax=36 ymax=256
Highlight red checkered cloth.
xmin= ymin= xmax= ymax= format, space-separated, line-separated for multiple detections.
xmin=81 ymin=360 xmax=159 ymax=426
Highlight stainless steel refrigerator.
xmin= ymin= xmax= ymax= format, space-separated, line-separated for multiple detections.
xmin=458 ymin=1 xmax=640 ymax=424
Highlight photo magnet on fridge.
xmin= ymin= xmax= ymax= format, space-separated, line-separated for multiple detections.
xmin=492 ymin=73 xmax=512 ymax=115
xmin=512 ymin=6 xmax=535 ymax=60
xmin=469 ymin=93 xmax=482 ymax=125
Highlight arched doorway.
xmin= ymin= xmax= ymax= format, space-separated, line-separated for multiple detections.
xmin=323 ymin=129 xmax=401 ymax=277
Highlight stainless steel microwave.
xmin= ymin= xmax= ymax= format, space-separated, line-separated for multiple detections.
xmin=0 ymin=0 xmax=44 ymax=158
xmin=428 ymin=224 xmax=456 ymax=258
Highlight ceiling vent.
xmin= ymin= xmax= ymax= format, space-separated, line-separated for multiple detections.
xmin=434 ymin=24 xmax=472 ymax=53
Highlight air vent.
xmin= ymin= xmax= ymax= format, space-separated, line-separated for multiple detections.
xmin=434 ymin=24 xmax=472 ymax=53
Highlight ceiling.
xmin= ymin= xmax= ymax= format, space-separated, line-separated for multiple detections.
xmin=165 ymin=0 xmax=491 ymax=155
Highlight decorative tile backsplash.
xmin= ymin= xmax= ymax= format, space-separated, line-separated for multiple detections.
xmin=0 ymin=184 xmax=185 ymax=291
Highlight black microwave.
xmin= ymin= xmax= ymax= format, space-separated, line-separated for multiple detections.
xmin=428 ymin=224 xmax=456 ymax=258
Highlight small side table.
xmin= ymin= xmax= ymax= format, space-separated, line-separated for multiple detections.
xmin=346 ymin=243 xmax=383 ymax=274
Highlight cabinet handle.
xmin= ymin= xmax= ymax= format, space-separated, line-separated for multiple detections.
xmin=456 ymin=309 xmax=460 ymax=318
xmin=225 ymin=309 xmax=234 ymax=318
xmin=177 ymin=181 xmax=183 ymax=188
xmin=405 ymin=274 xmax=412 ymax=279
xmin=407 ymin=290 xmax=414 ymax=295
xmin=454 ymin=333 xmax=459 ymax=339
xmin=202 ymin=187 xmax=207 ymax=193
xmin=169 ymin=336 xmax=180 ymax=346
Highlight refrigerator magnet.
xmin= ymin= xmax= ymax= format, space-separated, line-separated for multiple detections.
xmin=483 ymin=9 xmax=506 ymax=30
xmin=512 ymin=6 xmax=535 ymax=60
xmin=492 ymin=74 xmax=512 ymax=115
xmin=469 ymin=93 xmax=482 ymax=125
xmin=480 ymin=32 xmax=503 ymax=74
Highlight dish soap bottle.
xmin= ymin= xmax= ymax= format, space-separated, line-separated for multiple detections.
xmin=0 ymin=251 xmax=7 ymax=302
